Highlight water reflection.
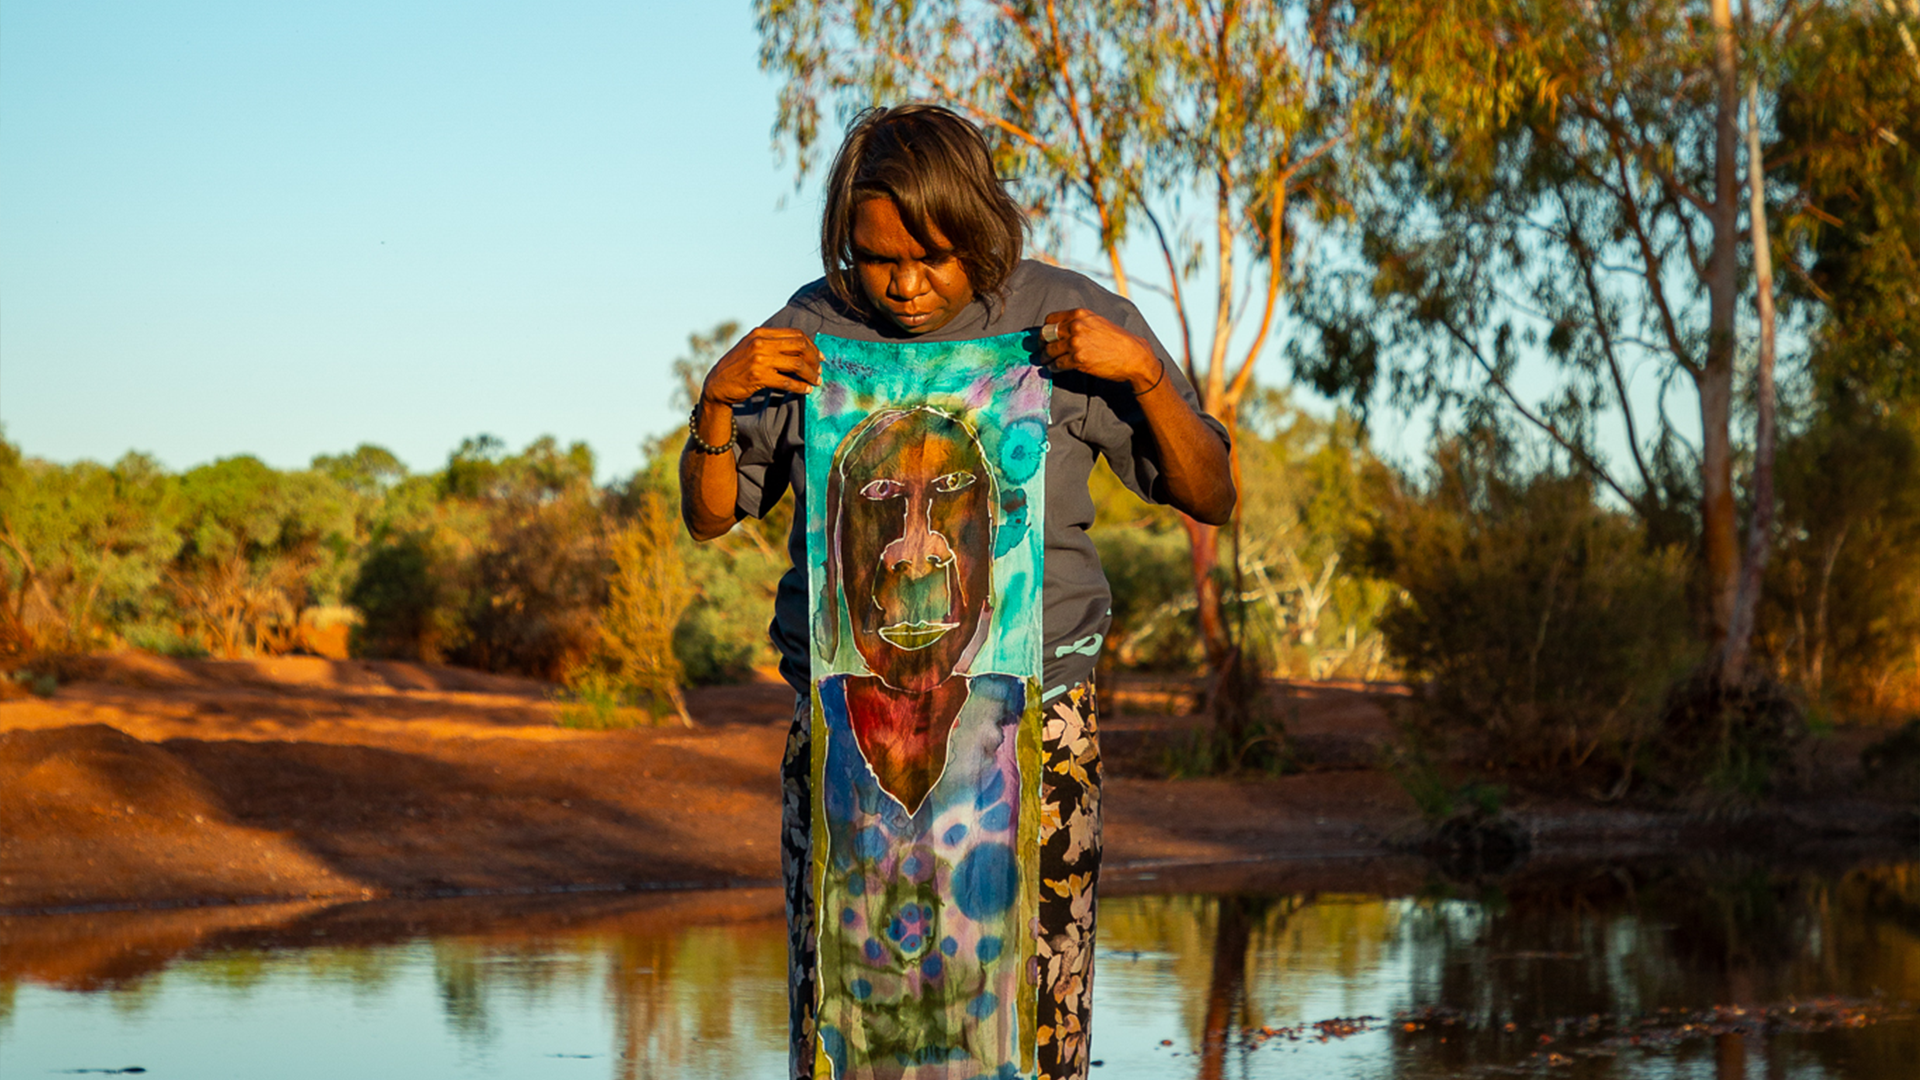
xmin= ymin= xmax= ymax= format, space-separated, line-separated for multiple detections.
xmin=0 ymin=859 xmax=1914 ymax=1079
xmin=1094 ymin=857 xmax=1920 ymax=1079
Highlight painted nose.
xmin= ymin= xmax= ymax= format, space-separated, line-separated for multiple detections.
xmin=881 ymin=497 xmax=953 ymax=577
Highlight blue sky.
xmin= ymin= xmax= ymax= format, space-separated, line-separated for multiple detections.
xmin=2 ymin=2 xmax=1688 ymax=486
xmin=1 ymin=2 xmax=827 ymax=477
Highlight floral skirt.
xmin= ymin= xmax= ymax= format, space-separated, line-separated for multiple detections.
xmin=782 ymin=682 xmax=1104 ymax=1080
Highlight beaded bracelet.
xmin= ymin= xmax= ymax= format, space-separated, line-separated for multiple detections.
xmin=688 ymin=404 xmax=736 ymax=455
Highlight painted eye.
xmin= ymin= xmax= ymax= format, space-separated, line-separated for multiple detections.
xmin=933 ymin=471 xmax=977 ymax=493
xmin=859 ymin=479 xmax=905 ymax=500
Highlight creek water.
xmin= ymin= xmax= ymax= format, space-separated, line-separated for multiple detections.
xmin=2 ymin=856 xmax=1915 ymax=1079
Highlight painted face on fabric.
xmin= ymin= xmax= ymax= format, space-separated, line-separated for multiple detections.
xmin=850 ymin=196 xmax=976 ymax=335
xmin=835 ymin=409 xmax=995 ymax=692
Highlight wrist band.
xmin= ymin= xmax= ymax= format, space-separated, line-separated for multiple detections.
xmin=1134 ymin=360 xmax=1167 ymax=397
xmin=688 ymin=403 xmax=736 ymax=455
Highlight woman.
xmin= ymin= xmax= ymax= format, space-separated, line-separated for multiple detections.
xmin=681 ymin=104 xmax=1234 ymax=1080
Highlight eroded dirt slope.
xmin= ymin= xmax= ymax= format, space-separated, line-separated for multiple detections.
xmin=0 ymin=654 xmax=1420 ymax=912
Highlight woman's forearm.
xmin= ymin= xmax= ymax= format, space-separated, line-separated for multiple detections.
xmin=680 ymin=400 xmax=742 ymax=541
xmin=1134 ymin=377 xmax=1237 ymax=525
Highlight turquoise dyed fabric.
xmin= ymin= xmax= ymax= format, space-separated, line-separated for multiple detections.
xmin=805 ymin=333 xmax=1048 ymax=1079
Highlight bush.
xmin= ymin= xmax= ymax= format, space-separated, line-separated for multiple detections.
xmin=1861 ymin=719 xmax=1920 ymax=800
xmin=673 ymin=607 xmax=763 ymax=685
xmin=1762 ymin=396 xmax=1920 ymax=718
xmin=553 ymin=668 xmax=654 ymax=730
xmin=630 ymin=433 xmax=786 ymax=685
xmin=121 ymin=621 xmax=212 ymax=659
xmin=590 ymin=493 xmax=695 ymax=722
xmin=0 ymin=444 xmax=182 ymax=655
xmin=1373 ymin=436 xmax=1697 ymax=784
xmin=1230 ymin=391 xmax=1395 ymax=681
xmin=1094 ymin=523 xmax=1201 ymax=672
xmin=351 ymin=530 xmax=468 ymax=662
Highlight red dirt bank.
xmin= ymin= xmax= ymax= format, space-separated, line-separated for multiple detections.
xmin=0 ymin=653 xmax=1423 ymax=913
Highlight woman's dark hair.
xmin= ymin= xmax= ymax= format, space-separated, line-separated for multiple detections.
xmin=821 ymin=104 xmax=1027 ymax=315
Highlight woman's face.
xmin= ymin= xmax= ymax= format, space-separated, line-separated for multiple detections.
xmin=850 ymin=196 xmax=975 ymax=335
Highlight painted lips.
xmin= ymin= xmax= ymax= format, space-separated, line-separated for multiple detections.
xmin=877 ymin=620 xmax=959 ymax=651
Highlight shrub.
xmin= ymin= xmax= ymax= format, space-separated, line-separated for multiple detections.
xmin=592 ymin=492 xmax=696 ymax=723
xmin=1373 ymin=436 xmax=1697 ymax=784
xmin=554 ymin=667 xmax=654 ymax=730
xmin=351 ymin=529 xmax=469 ymax=662
xmin=456 ymin=495 xmax=605 ymax=680
xmin=1861 ymin=718 xmax=1920 ymax=800
xmin=121 ymin=620 xmax=212 ymax=659
xmin=435 ymin=437 xmax=607 ymax=681
xmin=1094 ymin=523 xmax=1201 ymax=672
xmin=674 ymin=510 xmax=786 ymax=684
xmin=0 ymin=444 xmax=183 ymax=655
xmin=1231 ymin=391 xmax=1395 ymax=682
xmin=170 ymin=456 xmax=357 ymax=657
xmin=1762 ymin=397 xmax=1920 ymax=719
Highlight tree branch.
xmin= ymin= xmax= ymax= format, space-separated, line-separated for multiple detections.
xmin=1436 ymin=314 xmax=1642 ymax=510
xmin=1556 ymin=182 xmax=1659 ymax=502
xmin=1607 ymin=128 xmax=1704 ymax=378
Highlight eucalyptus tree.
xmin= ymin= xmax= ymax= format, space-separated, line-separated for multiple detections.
xmin=1298 ymin=0 xmax=1912 ymax=683
xmin=755 ymin=0 xmax=1363 ymax=727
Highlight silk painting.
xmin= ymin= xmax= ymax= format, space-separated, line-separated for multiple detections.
xmin=805 ymin=332 xmax=1048 ymax=1080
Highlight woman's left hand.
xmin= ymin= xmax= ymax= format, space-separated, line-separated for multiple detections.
xmin=1041 ymin=309 xmax=1164 ymax=394
xmin=1043 ymin=309 xmax=1236 ymax=525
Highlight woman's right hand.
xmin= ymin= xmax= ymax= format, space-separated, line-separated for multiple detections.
xmin=682 ymin=327 xmax=821 ymax=541
xmin=699 ymin=327 xmax=822 ymax=406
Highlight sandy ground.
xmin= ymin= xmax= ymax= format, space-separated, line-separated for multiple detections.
xmin=0 ymin=654 xmax=1430 ymax=915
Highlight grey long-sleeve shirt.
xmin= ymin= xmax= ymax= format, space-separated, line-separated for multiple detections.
xmin=730 ymin=260 xmax=1230 ymax=698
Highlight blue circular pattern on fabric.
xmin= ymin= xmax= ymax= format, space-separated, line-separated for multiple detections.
xmin=854 ymin=826 xmax=886 ymax=860
xmin=850 ymin=978 xmax=872 ymax=1001
xmin=980 ymin=802 xmax=1012 ymax=831
xmin=943 ymin=823 xmax=967 ymax=846
xmin=967 ymin=991 xmax=1001 ymax=1019
xmin=902 ymin=854 xmax=923 ymax=878
xmin=941 ymin=935 xmax=959 ymax=956
xmin=847 ymin=872 xmax=865 ymax=897
xmin=921 ymin=953 xmax=943 ymax=979
xmin=864 ymin=939 xmax=884 ymax=962
xmin=954 ymin=841 xmax=1018 ymax=919
xmin=975 ymin=936 xmax=1003 ymax=963
xmin=841 ymin=907 xmax=857 ymax=926
xmin=998 ymin=420 xmax=1047 ymax=484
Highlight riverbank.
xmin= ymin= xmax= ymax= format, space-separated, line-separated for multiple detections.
xmin=1 ymin=653 xmax=1909 ymax=916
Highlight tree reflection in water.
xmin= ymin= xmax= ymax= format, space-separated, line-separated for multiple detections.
xmin=1098 ymin=857 xmax=1919 ymax=1079
xmin=1 ymin=859 xmax=1914 ymax=1078
xmin=602 ymin=921 xmax=787 ymax=1079
xmin=1197 ymin=895 xmax=1280 ymax=1080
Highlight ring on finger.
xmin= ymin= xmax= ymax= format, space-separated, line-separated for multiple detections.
xmin=1041 ymin=322 xmax=1064 ymax=344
